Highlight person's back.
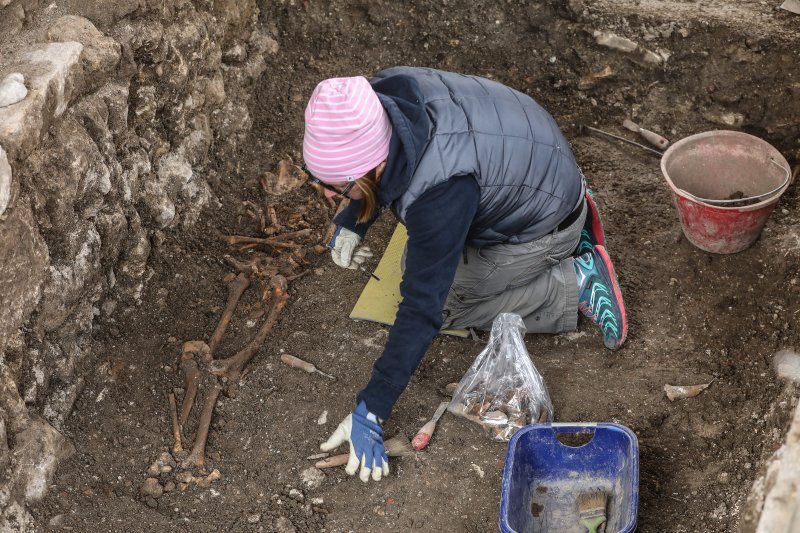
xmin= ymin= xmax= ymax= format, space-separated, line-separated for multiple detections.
xmin=372 ymin=66 xmax=583 ymax=247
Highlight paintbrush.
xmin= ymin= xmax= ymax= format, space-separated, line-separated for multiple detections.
xmin=411 ymin=401 xmax=449 ymax=451
xmin=314 ymin=435 xmax=413 ymax=468
xmin=577 ymin=490 xmax=608 ymax=533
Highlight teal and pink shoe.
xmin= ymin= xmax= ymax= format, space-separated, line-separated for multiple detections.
xmin=575 ymin=190 xmax=606 ymax=256
xmin=574 ymin=245 xmax=627 ymax=350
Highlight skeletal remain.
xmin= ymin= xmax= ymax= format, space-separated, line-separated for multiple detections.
xmin=182 ymin=381 xmax=222 ymax=469
xmin=208 ymin=273 xmax=251 ymax=356
xmin=211 ymin=275 xmax=289 ymax=398
xmin=179 ymin=342 xmax=207 ymax=427
xmin=664 ymin=382 xmax=712 ymax=401
xmin=224 ymin=234 xmax=302 ymax=251
xmin=168 ymin=392 xmax=183 ymax=453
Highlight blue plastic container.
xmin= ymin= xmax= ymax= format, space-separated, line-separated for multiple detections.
xmin=500 ymin=423 xmax=639 ymax=533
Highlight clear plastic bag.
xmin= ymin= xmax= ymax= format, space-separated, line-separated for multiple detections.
xmin=447 ymin=313 xmax=553 ymax=441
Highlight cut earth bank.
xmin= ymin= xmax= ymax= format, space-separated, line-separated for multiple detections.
xmin=0 ymin=0 xmax=798 ymax=531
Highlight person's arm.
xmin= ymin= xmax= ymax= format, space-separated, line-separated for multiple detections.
xmin=356 ymin=175 xmax=480 ymax=420
xmin=333 ymin=199 xmax=381 ymax=240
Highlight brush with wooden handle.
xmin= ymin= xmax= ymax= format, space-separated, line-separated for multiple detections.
xmin=280 ymin=353 xmax=336 ymax=380
xmin=622 ymin=119 xmax=670 ymax=150
xmin=411 ymin=401 xmax=449 ymax=451
xmin=314 ymin=435 xmax=413 ymax=468
xmin=577 ymin=490 xmax=608 ymax=533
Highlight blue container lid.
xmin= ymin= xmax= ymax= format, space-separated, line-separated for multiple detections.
xmin=500 ymin=423 xmax=639 ymax=533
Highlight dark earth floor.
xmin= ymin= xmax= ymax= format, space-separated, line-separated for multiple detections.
xmin=31 ymin=0 xmax=800 ymax=532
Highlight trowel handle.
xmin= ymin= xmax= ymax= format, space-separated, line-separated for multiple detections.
xmin=637 ymin=128 xmax=670 ymax=149
xmin=411 ymin=422 xmax=435 ymax=451
xmin=280 ymin=353 xmax=315 ymax=373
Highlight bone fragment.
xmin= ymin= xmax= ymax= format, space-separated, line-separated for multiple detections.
xmin=182 ymin=381 xmax=222 ymax=469
xmin=664 ymin=382 xmax=712 ymax=401
xmin=211 ymin=276 xmax=289 ymax=398
xmin=224 ymin=235 xmax=301 ymax=251
xmin=315 ymin=436 xmax=413 ymax=469
xmin=208 ymin=273 xmax=251 ymax=356
xmin=178 ymin=341 xmax=211 ymax=427
xmin=196 ymin=468 xmax=222 ymax=488
xmin=169 ymin=392 xmax=183 ymax=453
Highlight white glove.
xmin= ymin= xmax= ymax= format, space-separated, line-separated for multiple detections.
xmin=330 ymin=227 xmax=373 ymax=269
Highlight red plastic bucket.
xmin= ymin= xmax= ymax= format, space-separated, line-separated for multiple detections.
xmin=660 ymin=130 xmax=792 ymax=254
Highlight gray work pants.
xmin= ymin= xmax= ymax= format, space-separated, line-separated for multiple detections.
xmin=441 ymin=199 xmax=586 ymax=334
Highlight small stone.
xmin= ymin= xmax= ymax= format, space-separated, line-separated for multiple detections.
xmin=774 ymin=350 xmax=800 ymax=382
xmin=317 ymin=411 xmax=328 ymax=425
xmin=470 ymin=464 xmax=485 ymax=479
xmin=274 ymin=516 xmax=296 ymax=533
xmin=247 ymin=513 xmax=262 ymax=524
xmin=301 ymin=467 xmax=325 ymax=490
xmin=289 ymin=488 xmax=304 ymax=501
xmin=717 ymin=472 xmax=730 ymax=484
xmin=146 ymin=463 xmax=160 ymax=477
xmin=145 ymin=496 xmax=158 ymax=508
xmin=163 ymin=481 xmax=176 ymax=493
xmin=0 ymin=73 xmax=27 ymax=108
xmin=140 ymin=477 xmax=163 ymax=498
xmin=311 ymin=497 xmax=324 ymax=505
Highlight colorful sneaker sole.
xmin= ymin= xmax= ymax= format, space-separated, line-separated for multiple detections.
xmin=593 ymin=245 xmax=627 ymax=350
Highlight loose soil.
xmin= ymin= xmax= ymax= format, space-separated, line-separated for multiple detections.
xmin=31 ymin=1 xmax=800 ymax=532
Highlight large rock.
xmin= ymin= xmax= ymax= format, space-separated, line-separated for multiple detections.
xmin=0 ymin=42 xmax=84 ymax=161
xmin=0 ymin=201 xmax=48 ymax=355
xmin=0 ymin=144 xmax=10 ymax=215
xmin=47 ymin=16 xmax=122 ymax=76
xmin=6 ymin=417 xmax=75 ymax=502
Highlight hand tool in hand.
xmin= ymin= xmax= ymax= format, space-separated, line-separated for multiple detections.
xmin=577 ymin=490 xmax=608 ymax=533
xmin=411 ymin=401 xmax=449 ymax=451
xmin=579 ymin=124 xmax=664 ymax=157
xmin=280 ymin=353 xmax=336 ymax=380
xmin=329 ymin=226 xmax=379 ymax=280
xmin=320 ymin=401 xmax=389 ymax=482
xmin=315 ymin=435 xmax=412 ymax=468
xmin=622 ymin=119 xmax=670 ymax=149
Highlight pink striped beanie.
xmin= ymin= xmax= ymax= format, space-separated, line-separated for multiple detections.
xmin=303 ymin=76 xmax=392 ymax=183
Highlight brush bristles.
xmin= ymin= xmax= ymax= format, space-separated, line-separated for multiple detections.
xmin=577 ymin=490 xmax=608 ymax=517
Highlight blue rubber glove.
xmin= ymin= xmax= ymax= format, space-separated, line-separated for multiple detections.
xmin=320 ymin=401 xmax=389 ymax=482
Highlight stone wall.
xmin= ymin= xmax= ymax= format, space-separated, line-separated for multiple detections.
xmin=0 ymin=0 xmax=271 ymax=527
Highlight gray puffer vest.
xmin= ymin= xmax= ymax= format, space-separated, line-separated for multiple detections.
xmin=374 ymin=67 xmax=583 ymax=248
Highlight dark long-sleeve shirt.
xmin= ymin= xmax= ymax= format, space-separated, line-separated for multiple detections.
xmin=348 ymin=176 xmax=480 ymax=420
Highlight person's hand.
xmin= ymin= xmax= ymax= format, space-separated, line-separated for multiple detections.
xmin=330 ymin=227 xmax=373 ymax=269
xmin=320 ymin=402 xmax=389 ymax=482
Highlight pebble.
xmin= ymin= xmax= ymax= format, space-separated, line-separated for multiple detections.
xmin=275 ymin=516 xmax=296 ymax=533
xmin=301 ymin=467 xmax=325 ymax=490
xmin=317 ymin=410 xmax=328 ymax=425
xmin=774 ymin=349 xmax=800 ymax=382
xmin=163 ymin=481 xmax=176 ymax=493
xmin=247 ymin=513 xmax=261 ymax=524
xmin=140 ymin=477 xmax=163 ymax=499
xmin=470 ymin=464 xmax=485 ymax=479
xmin=289 ymin=488 xmax=304 ymax=501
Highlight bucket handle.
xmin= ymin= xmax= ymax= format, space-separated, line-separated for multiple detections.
xmin=677 ymin=158 xmax=791 ymax=206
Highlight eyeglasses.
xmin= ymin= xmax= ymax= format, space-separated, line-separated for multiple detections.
xmin=304 ymin=167 xmax=356 ymax=199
